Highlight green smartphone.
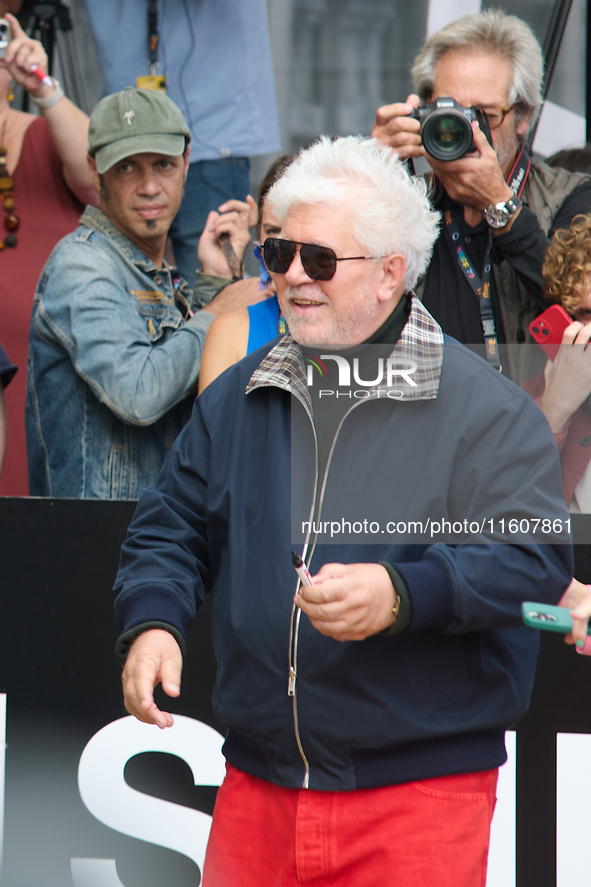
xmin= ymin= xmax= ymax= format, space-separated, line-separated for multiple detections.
xmin=522 ymin=601 xmax=591 ymax=635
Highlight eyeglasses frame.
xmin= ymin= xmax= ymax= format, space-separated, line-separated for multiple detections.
xmin=263 ymin=237 xmax=378 ymax=282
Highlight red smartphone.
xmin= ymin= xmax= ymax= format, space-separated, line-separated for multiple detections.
xmin=529 ymin=304 xmax=573 ymax=360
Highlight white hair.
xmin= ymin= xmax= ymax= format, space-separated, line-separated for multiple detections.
xmin=411 ymin=9 xmax=544 ymax=136
xmin=265 ymin=135 xmax=441 ymax=289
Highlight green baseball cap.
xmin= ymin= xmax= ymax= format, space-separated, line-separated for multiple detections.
xmin=88 ymin=87 xmax=192 ymax=174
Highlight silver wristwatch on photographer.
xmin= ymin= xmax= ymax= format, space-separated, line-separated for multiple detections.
xmin=483 ymin=194 xmax=523 ymax=229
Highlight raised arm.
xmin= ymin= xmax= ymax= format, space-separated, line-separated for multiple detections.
xmin=197 ymin=309 xmax=250 ymax=393
xmin=1 ymin=14 xmax=98 ymax=207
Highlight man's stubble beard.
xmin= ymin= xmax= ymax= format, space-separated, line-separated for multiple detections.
xmin=281 ymin=279 xmax=382 ymax=347
xmin=98 ymin=174 xmax=164 ymax=232
xmin=493 ymin=118 xmax=521 ymax=171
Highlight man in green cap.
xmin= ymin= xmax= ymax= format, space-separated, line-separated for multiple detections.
xmin=26 ymin=88 xmax=255 ymax=499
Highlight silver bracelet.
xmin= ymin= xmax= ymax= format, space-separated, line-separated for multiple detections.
xmin=28 ymin=78 xmax=64 ymax=110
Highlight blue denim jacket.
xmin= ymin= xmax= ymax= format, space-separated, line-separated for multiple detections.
xmin=26 ymin=207 xmax=214 ymax=499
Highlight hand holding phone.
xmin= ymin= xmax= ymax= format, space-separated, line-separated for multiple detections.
xmin=529 ymin=304 xmax=573 ymax=360
xmin=522 ymin=601 xmax=591 ymax=635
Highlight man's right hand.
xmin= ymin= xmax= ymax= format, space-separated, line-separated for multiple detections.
xmin=121 ymin=629 xmax=182 ymax=729
xmin=372 ymin=94 xmax=423 ymax=159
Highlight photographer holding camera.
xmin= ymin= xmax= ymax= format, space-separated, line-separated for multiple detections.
xmin=373 ymin=9 xmax=591 ymax=384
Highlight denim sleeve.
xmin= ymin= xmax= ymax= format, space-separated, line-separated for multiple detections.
xmin=34 ymin=239 xmax=215 ymax=425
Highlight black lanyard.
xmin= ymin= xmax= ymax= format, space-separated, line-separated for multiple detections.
xmin=443 ymin=208 xmax=499 ymax=367
xmin=442 ymin=147 xmax=531 ymax=370
xmin=148 ymin=0 xmax=159 ymax=73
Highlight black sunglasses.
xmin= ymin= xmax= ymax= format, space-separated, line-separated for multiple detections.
xmin=263 ymin=237 xmax=375 ymax=282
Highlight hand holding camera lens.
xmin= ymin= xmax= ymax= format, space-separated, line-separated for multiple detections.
xmin=372 ymin=94 xmax=425 ymax=160
xmin=428 ymin=122 xmax=514 ymax=219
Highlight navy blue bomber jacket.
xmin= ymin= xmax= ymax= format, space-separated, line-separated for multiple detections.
xmin=114 ymin=298 xmax=572 ymax=792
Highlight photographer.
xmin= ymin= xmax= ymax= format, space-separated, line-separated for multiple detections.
xmin=372 ymin=9 xmax=591 ymax=383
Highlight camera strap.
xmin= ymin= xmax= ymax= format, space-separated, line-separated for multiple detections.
xmin=506 ymin=146 xmax=531 ymax=199
xmin=443 ymin=208 xmax=500 ymax=370
xmin=442 ymin=146 xmax=531 ymax=370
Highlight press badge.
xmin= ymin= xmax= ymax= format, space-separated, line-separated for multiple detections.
xmin=136 ymin=74 xmax=166 ymax=93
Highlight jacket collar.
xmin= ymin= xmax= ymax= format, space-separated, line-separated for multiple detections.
xmin=79 ymin=206 xmax=161 ymax=272
xmin=246 ymin=295 xmax=444 ymax=406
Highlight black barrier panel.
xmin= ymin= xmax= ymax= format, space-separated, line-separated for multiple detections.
xmin=0 ymin=498 xmax=221 ymax=887
xmin=516 ymin=542 xmax=591 ymax=887
xmin=1 ymin=497 xmax=590 ymax=886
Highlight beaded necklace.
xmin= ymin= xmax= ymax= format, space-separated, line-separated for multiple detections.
xmin=0 ymin=111 xmax=19 ymax=250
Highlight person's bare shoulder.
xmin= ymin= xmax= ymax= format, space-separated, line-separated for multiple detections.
xmin=198 ymin=308 xmax=250 ymax=394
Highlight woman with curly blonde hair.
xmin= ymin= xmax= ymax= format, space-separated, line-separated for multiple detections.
xmin=543 ymin=214 xmax=591 ymax=318
xmin=522 ymin=213 xmax=591 ymax=508
xmin=522 ymin=213 xmax=591 ymax=649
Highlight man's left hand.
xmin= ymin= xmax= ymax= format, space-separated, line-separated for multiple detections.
xmin=428 ymin=121 xmax=514 ymax=216
xmin=197 ymin=196 xmax=257 ymax=279
xmin=296 ymin=562 xmax=398 ymax=641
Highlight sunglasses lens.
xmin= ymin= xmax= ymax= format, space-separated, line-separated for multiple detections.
xmin=300 ymin=244 xmax=337 ymax=281
xmin=263 ymin=239 xmax=338 ymax=281
xmin=263 ymin=238 xmax=296 ymax=274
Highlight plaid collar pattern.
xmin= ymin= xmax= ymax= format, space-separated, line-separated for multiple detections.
xmin=245 ymin=294 xmax=444 ymax=406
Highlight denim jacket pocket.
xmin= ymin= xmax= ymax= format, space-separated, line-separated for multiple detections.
xmin=132 ymin=295 xmax=184 ymax=343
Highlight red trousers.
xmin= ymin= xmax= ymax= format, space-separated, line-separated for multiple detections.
xmin=202 ymin=763 xmax=498 ymax=887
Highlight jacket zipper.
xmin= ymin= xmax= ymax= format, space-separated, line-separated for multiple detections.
xmin=287 ymin=395 xmax=369 ymax=789
xmin=286 ymin=392 xmax=318 ymax=789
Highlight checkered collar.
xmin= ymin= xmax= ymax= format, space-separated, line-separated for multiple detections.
xmin=245 ymin=295 xmax=444 ymax=406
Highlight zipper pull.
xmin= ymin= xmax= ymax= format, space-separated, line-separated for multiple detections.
xmin=288 ymin=667 xmax=296 ymax=696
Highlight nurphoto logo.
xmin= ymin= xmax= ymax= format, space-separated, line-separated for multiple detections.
xmin=305 ymin=354 xmax=417 ymax=400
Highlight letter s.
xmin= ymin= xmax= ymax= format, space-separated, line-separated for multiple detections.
xmin=71 ymin=715 xmax=225 ymax=887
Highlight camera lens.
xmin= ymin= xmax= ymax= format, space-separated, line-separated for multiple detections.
xmin=532 ymin=326 xmax=539 ymax=335
xmin=421 ymin=110 xmax=474 ymax=162
xmin=0 ymin=24 xmax=7 ymax=35
xmin=542 ymin=329 xmax=550 ymax=336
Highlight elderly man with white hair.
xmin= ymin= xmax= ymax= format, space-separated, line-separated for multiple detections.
xmin=114 ymin=136 xmax=571 ymax=886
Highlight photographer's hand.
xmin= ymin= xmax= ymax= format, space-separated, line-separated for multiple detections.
xmin=428 ymin=122 xmax=514 ymax=225
xmin=372 ymin=94 xmax=424 ymax=159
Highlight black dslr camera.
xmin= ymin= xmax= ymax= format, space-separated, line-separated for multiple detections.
xmin=409 ymin=97 xmax=492 ymax=161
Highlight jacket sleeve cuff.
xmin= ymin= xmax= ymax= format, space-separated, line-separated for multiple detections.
xmin=389 ymin=555 xmax=455 ymax=632
xmin=379 ymin=563 xmax=411 ymax=636
xmin=192 ymin=271 xmax=231 ymax=308
xmin=115 ymin=621 xmax=186 ymax=665
xmin=490 ymin=204 xmax=541 ymax=254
